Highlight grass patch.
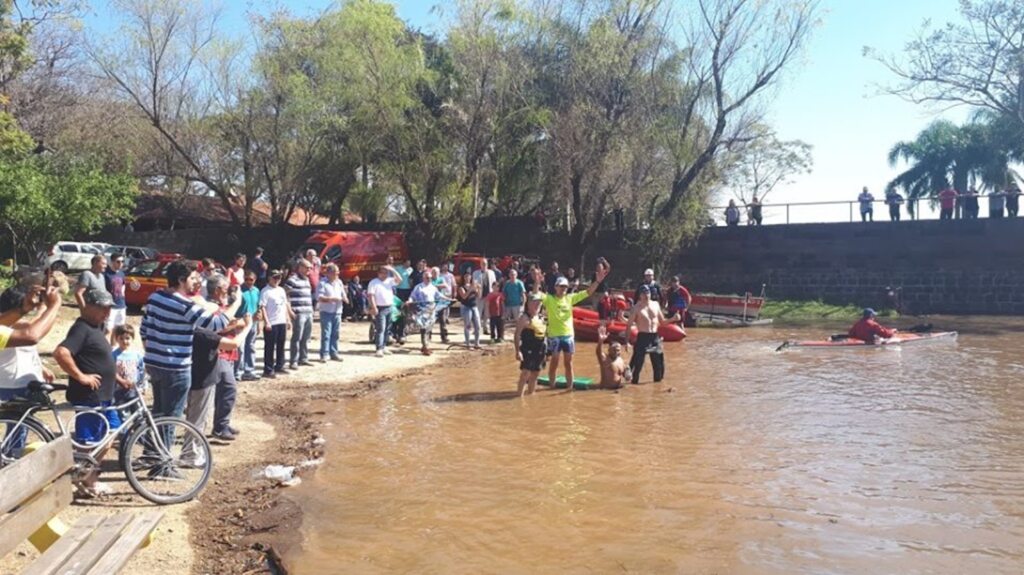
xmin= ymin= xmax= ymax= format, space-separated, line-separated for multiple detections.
xmin=762 ymin=299 xmax=894 ymax=321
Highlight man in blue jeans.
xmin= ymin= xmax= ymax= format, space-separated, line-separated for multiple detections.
xmin=235 ymin=271 xmax=261 ymax=380
xmin=316 ymin=263 xmax=348 ymax=361
xmin=140 ymin=260 xmax=239 ymax=478
xmin=285 ymin=259 xmax=314 ymax=369
xmin=367 ymin=265 xmax=401 ymax=357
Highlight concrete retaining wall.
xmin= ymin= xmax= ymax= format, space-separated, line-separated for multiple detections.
xmin=100 ymin=218 xmax=1024 ymax=314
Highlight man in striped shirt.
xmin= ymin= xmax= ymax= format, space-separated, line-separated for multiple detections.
xmin=141 ymin=260 xmax=241 ymax=433
xmin=286 ymin=259 xmax=315 ymax=369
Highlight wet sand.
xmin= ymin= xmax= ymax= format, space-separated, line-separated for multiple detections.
xmin=2 ymin=307 xmax=469 ymax=575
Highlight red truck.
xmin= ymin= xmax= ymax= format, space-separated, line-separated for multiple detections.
xmin=298 ymin=231 xmax=409 ymax=281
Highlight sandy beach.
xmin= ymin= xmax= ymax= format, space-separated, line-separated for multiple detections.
xmin=2 ymin=306 xmax=480 ymax=575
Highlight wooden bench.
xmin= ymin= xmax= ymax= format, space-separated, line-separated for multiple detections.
xmin=0 ymin=436 xmax=163 ymax=574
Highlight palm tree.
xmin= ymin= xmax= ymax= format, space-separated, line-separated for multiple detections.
xmin=886 ymin=120 xmax=1015 ymax=210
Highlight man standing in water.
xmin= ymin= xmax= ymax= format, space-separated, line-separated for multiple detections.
xmin=595 ymin=326 xmax=627 ymax=389
xmin=533 ymin=260 xmax=610 ymax=392
xmin=625 ymin=285 xmax=676 ymax=384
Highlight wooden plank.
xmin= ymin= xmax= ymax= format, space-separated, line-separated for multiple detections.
xmin=50 ymin=513 xmax=132 ymax=575
xmin=0 ymin=475 xmax=73 ymax=559
xmin=0 ymin=436 xmax=73 ymax=513
xmin=83 ymin=512 xmax=163 ymax=575
xmin=21 ymin=515 xmax=105 ymax=575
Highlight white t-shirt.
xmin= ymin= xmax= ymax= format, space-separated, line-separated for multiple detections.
xmin=367 ymin=277 xmax=397 ymax=307
xmin=260 ymin=285 xmax=290 ymax=326
xmin=0 ymin=345 xmax=44 ymax=390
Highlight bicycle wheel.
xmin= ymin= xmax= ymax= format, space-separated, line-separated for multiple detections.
xmin=0 ymin=412 xmax=55 ymax=468
xmin=122 ymin=416 xmax=212 ymax=505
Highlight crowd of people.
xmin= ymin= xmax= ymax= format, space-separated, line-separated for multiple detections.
xmin=723 ymin=185 xmax=1023 ymax=225
xmin=0 ymin=245 xmax=697 ymax=495
xmin=857 ymin=184 xmax=1023 ymax=222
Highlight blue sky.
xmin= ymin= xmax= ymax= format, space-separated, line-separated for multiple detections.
xmin=86 ymin=0 xmax=968 ymax=222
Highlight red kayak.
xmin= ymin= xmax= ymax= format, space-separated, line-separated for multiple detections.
xmin=778 ymin=331 xmax=958 ymax=351
xmin=572 ymin=308 xmax=686 ymax=342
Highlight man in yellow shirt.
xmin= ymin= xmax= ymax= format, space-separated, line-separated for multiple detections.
xmin=534 ymin=260 xmax=610 ymax=391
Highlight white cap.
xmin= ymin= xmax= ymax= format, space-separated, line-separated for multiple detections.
xmin=644 ymin=268 xmax=654 ymax=275
xmin=555 ymin=277 xmax=569 ymax=287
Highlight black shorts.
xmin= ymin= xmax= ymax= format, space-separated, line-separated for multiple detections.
xmin=520 ymin=345 xmax=545 ymax=372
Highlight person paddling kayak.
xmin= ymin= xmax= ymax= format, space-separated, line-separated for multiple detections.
xmin=848 ymin=308 xmax=896 ymax=342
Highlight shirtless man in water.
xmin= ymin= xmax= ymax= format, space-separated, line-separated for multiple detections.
xmin=625 ymin=284 xmax=676 ymax=384
xmin=595 ymin=326 xmax=627 ymax=388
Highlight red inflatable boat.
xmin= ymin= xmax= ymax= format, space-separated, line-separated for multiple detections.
xmin=571 ymin=308 xmax=686 ymax=343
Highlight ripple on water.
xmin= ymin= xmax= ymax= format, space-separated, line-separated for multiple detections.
xmin=289 ymin=320 xmax=1024 ymax=574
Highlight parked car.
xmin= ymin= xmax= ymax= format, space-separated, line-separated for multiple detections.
xmin=43 ymin=242 xmax=104 ymax=272
xmin=297 ymin=231 xmax=408 ymax=282
xmin=104 ymin=245 xmax=159 ymax=268
xmin=124 ymin=253 xmax=205 ymax=308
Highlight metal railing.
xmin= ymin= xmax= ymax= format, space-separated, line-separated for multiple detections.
xmin=709 ymin=198 xmax=997 ymax=225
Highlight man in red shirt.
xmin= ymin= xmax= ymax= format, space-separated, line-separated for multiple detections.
xmin=848 ymin=308 xmax=896 ymax=342
xmin=938 ymin=187 xmax=958 ymax=220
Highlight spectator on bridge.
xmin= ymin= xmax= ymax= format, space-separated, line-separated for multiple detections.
xmin=858 ymin=187 xmax=875 ymax=222
xmin=884 ymin=189 xmax=903 ymax=222
xmin=725 ymin=200 xmax=741 ymax=226
xmin=746 ymin=195 xmax=763 ymax=225
xmin=988 ymin=188 xmax=1006 ymax=219
xmin=938 ymin=186 xmax=958 ymax=221
xmin=1007 ymin=184 xmax=1021 ymax=217
xmin=962 ymin=188 xmax=981 ymax=219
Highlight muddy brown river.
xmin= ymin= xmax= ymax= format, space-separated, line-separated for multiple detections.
xmin=285 ymin=319 xmax=1024 ymax=574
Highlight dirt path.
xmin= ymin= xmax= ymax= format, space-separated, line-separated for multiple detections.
xmin=3 ymin=307 xmax=494 ymax=574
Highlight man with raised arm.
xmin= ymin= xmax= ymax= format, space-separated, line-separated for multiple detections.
xmin=595 ymin=325 xmax=627 ymax=389
xmin=532 ymin=259 xmax=610 ymax=392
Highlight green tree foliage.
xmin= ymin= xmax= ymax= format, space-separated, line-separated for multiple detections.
xmin=723 ymin=126 xmax=814 ymax=204
xmin=886 ymin=119 xmax=1014 ymax=200
xmin=83 ymin=0 xmax=814 ymax=263
xmin=873 ymin=0 xmax=1024 ymax=136
xmin=0 ymin=153 xmax=137 ymax=260
xmin=0 ymin=0 xmax=136 ymax=263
